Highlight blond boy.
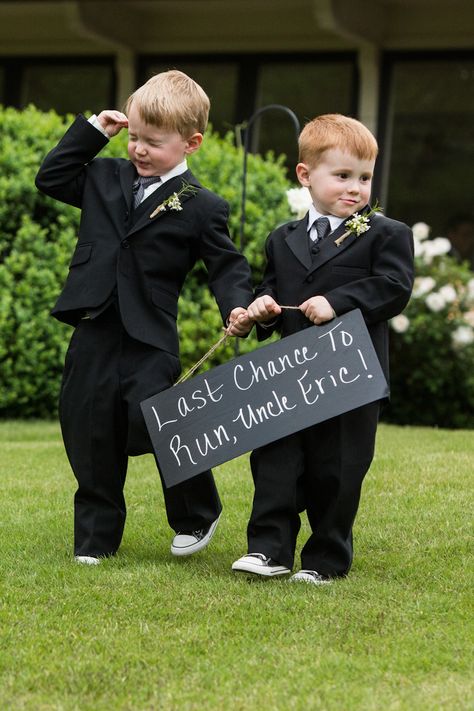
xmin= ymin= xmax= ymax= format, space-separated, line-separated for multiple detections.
xmin=36 ymin=71 xmax=253 ymax=564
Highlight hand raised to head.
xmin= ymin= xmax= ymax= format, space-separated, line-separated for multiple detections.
xmin=96 ymin=110 xmax=129 ymax=138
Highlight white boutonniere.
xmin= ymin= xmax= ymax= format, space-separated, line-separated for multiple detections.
xmin=149 ymin=181 xmax=198 ymax=219
xmin=334 ymin=202 xmax=383 ymax=247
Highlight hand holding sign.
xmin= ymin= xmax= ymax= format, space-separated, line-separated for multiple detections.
xmin=226 ymin=306 xmax=254 ymax=337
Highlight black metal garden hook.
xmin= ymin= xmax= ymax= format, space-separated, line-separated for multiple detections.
xmin=235 ymin=104 xmax=300 ymax=353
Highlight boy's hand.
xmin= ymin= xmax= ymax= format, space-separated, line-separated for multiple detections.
xmin=96 ymin=110 xmax=129 ymax=138
xmin=247 ymin=295 xmax=281 ymax=323
xmin=299 ymin=296 xmax=335 ymax=325
xmin=226 ymin=307 xmax=253 ymax=337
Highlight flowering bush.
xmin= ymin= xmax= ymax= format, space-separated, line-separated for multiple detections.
xmin=287 ymin=189 xmax=474 ymax=428
xmin=387 ymin=222 xmax=474 ymax=428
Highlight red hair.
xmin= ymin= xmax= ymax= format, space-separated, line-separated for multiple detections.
xmin=299 ymin=114 xmax=378 ymax=165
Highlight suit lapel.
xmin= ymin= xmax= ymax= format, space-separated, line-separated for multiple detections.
xmin=119 ymin=161 xmax=136 ymax=211
xmin=285 ymin=220 xmax=312 ymax=270
xmin=127 ymin=170 xmax=200 ymax=236
xmin=284 ymin=215 xmax=360 ymax=274
xmin=307 ymin=219 xmax=357 ymax=274
xmin=306 ymin=204 xmax=374 ymax=273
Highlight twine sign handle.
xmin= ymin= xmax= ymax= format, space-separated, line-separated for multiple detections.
xmin=174 ymin=305 xmax=299 ymax=384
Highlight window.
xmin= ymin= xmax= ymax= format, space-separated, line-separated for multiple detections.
xmin=0 ymin=58 xmax=115 ymax=116
xmin=379 ymin=52 xmax=474 ymax=235
xmin=141 ymin=60 xmax=239 ymax=136
xmin=139 ymin=54 xmax=357 ymax=169
xmin=254 ymin=57 xmax=357 ymax=168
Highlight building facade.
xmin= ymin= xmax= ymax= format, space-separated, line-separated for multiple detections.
xmin=1 ymin=0 xmax=473 ymax=233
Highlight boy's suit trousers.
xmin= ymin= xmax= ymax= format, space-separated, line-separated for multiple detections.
xmin=247 ymin=401 xmax=379 ymax=577
xmin=60 ymin=305 xmax=222 ymax=558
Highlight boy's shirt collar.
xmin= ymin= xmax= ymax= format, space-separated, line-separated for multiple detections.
xmin=158 ymin=159 xmax=188 ymax=186
xmin=307 ymin=204 xmax=345 ymax=234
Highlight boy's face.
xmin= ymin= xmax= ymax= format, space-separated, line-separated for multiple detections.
xmin=296 ymin=148 xmax=375 ymax=218
xmin=127 ymin=103 xmax=202 ymax=177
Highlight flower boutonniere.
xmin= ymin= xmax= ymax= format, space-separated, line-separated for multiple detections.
xmin=334 ymin=202 xmax=383 ymax=247
xmin=149 ymin=181 xmax=199 ymax=219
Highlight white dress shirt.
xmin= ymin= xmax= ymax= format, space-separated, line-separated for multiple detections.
xmin=307 ymin=204 xmax=345 ymax=241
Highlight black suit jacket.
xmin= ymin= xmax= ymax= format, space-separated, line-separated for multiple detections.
xmin=255 ymin=210 xmax=415 ymax=383
xmin=35 ymin=115 xmax=253 ymax=355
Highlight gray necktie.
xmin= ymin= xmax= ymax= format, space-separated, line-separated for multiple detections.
xmin=133 ymin=176 xmax=161 ymax=208
xmin=314 ymin=216 xmax=331 ymax=243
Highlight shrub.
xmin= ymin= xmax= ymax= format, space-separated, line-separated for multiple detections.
xmin=0 ymin=106 xmax=291 ymax=416
xmin=0 ymin=107 xmax=80 ymax=416
xmin=386 ymin=222 xmax=474 ymax=428
xmin=7 ymin=107 xmax=471 ymax=427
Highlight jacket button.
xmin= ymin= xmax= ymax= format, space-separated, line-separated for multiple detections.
xmin=122 ymin=239 xmax=130 ymax=249
xmin=306 ymin=275 xmax=313 ymax=283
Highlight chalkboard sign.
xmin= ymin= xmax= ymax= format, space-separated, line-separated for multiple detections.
xmin=141 ymin=309 xmax=388 ymax=488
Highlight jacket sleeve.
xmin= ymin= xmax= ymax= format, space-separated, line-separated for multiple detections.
xmin=196 ymin=193 xmax=254 ymax=322
xmin=35 ymin=114 xmax=109 ymax=208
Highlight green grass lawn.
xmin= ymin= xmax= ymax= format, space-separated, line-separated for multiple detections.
xmin=0 ymin=420 xmax=472 ymax=711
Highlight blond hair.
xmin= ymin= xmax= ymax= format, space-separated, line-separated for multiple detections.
xmin=125 ymin=70 xmax=210 ymax=137
xmin=299 ymin=114 xmax=378 ymax=165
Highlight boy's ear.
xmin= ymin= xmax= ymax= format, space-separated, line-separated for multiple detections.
xmin=296 ymin=162 xmax=311 ymax=187
xmin=185 ymin=133 xmax=203 ymax=154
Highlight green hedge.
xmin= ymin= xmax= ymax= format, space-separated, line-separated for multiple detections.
xmin=0 ymin=106 xmax=290 ymax=416
xmin=2 ymin=107 xmax=473 ymax=427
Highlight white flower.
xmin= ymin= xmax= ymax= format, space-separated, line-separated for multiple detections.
xmin=287 ymin=187 xmax=312 ymax=219
xmin=334 ymin=202 xmax=383 ymax=246
xmin=431 ymin=237 xmax=451 ymax=255
xmin=345 ymin=213 xmax=370 ymax=236
xmin=419 ymin=237 xmax=451 ymax=264
xmin=413 ymin=276 xmax=436 ymax=297
xmin=438 ymin=284 xmax=458 ymax=303
xmin=425 ymin=292 xmax=446 ymax=312
xmin=167 ymin=193 xmax=183 ymax=211
xmin=412 ymin=222 xmax=430 ymax=241
xmin=463 ymin=310 xmax=474 ymax=328
xmin=149 ymin=181 xmax=197 ymax=219
xmin=390 ymin=314 xmax=410 ymax=333
xmin=414 ymin=239 xmax=427 ymax=259
xmin=451 ymin=325 xmax=474 ymax=349
xmin=467 ymin=279 xmax=474 ymax=301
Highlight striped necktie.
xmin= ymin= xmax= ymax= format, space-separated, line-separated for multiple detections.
xmin=133 ymin=175 xmax=161 ymax=208
xmin=314 ymin=216 xmax=331 ymax=243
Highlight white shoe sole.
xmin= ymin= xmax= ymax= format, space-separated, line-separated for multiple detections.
xmin=289 ymin=572 xmax=331 ymax=585
xmin=232 ymin=557 xmax=290 ymax=577
xmin=171 ymin=514 xmax=221 ymax=556
xmin=75 ymin=555 xmax=100 ymax=565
